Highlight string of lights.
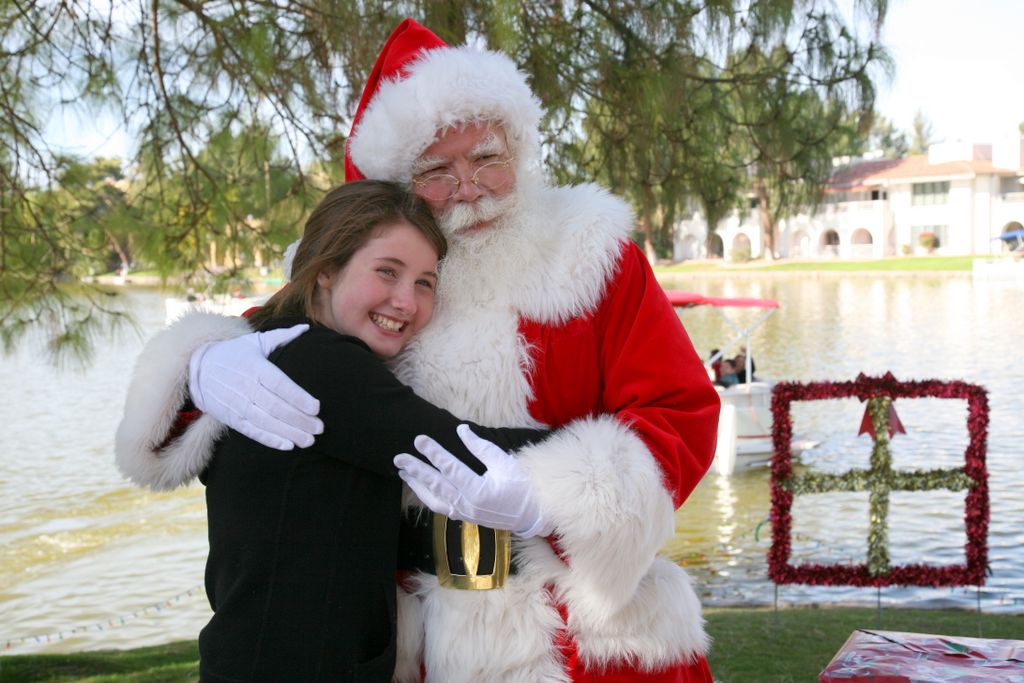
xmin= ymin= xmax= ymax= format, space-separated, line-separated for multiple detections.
xmin=3 ymin=583 xmax=205 ymax=652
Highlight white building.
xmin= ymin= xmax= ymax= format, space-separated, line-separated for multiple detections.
xmin=674 ymin=139 xmax=1024 ymax=261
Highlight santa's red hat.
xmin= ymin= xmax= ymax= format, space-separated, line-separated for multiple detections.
xmin=345 ymin=18 xmax=542 ymax=183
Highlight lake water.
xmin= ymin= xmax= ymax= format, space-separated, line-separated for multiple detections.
xmin=2 ymin=275 xmax=1022 ymax=655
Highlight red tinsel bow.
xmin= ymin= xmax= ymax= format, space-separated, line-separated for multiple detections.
xmin=858 ymin=401 xmax=907 ymax=439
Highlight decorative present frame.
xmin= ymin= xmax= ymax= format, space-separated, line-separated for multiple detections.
xmin=768 ymin=373 xmax=989 ymax=587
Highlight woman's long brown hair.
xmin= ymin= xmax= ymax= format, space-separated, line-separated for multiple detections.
xmin=248 ymin=180 xmax=445 ymax=330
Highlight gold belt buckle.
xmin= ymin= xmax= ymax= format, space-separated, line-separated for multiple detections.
xmin=432 ymin=513 xmax=511 ymax=590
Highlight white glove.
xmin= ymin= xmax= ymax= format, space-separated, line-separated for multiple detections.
xmin=188 ymin=324 xmax=323 ymax=450
xmin=394 ymin=424 xmax=551 ymax=538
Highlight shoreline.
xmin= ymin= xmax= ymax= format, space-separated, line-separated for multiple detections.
xmin=656 ymin=268 xmax=972 ymax=282
xmin=89 ymin=253 xmax=1024 ymax=296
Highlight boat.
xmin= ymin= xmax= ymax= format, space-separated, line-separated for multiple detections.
xmin=164 ymin=293 xmax=270 ymax=326
xmin=973 ymin=230 xmax=1024 ymax=282
xmin=971 ymin=256 xmax=1024 ymax=282
xmin=664 ymin=290 xmax=818 ymax=476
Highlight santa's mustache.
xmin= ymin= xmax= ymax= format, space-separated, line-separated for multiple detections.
xmin=437 ymin=191 xmax=519 ymax=235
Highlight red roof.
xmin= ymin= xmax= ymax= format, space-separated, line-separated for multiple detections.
xmin=828 ymin=154 xmax=1017 ymax=191
xmin=828 ymin=158 xmax=903 ymax=191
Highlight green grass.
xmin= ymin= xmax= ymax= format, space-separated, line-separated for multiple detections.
xmin=0 ymin=641 xmax=199 ymax=682
xmin=703 ymin=606 xmax=1023 ymax=682
xmin=4 ymin=607 xmax=1021 ymax=682
xmin=655 ymin=255 xmax=979 ymax=273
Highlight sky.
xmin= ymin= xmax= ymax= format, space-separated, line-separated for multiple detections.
xmin=50 ymin=0 xmax=1024 ymax=160
xmin=875 ymin=0 xmax=1024 ymax=147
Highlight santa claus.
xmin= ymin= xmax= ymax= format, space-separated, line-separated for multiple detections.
xmin=116 ymin=18 xmax=720 ymax=683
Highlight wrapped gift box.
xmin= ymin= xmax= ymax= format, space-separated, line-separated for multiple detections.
xmin=819 ymin=629 xmax=1024 ymax=682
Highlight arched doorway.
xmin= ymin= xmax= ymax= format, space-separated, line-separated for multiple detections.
xmin=677 ymin=234 xmax=700 ymax=261
xmin=731 ymin=233 xmax=752 ymax=262
xmin=789 ymin=230 xmax=810 ymax=258
xmin=708 ymin=233 xmax=724 ymax=259
xmin=851 ymin=228 xmax=873 ymax=258
xmin=820 ymin=229 xmax=840 ymax=257
xmin=1000 ymin=220 xmax=1024 ymax=251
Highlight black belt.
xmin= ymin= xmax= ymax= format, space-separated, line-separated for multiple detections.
xmin=398 ymin=512 xmax=518 ymax=586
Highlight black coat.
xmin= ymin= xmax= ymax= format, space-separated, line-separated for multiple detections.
xmin=199 ymin=318 xmax=544 ymax=683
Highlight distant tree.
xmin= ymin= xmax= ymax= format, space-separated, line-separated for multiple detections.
xmin=45 ymin=158 xmax=137 ymax=277
xmin=910 ymin=110 xmax=936 ymax=154
xmin=825 ymin=111 xmax=909 ymax=161
xmin=134 ymin=121 xmax=314 ymax=291
xmin=868 ymin=115 xmax=910 ymax=158
xmin=3 ymin=156 xmax=138 ymax=362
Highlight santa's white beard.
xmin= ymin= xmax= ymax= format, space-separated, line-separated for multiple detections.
xmin=433 ymin=186 xmax=541 ymax=308
xmin=435 ymin=187 xmax=521 ymax=237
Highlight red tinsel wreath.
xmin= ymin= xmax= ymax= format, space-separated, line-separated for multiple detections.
xmin=768 ymin=372 xmax=989 ymax=588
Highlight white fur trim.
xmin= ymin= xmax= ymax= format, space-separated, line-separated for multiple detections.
xmin=349 ymin=46 xmax=543 ymax=183
xmin=518 ymin=416 xmax=709 ymax=666
xmin=565 ymin=557 xmax=710 ymax=669
xmin=518 ymin=416 xmax=675 ymax=620
xmin=391 ymin=301 xmax=537 ymax=426
xmin=511 ymin=183 xmax=633 ymax=324
xmin=281 ymin=239 xmax=300 ymax=281
xmin=114 ymin=312 xmax=250 ymax=490
xmin=410 ymin=570 xmax=568 ymax=683
xmin=393 ymin=587 xmax=424 ymax=683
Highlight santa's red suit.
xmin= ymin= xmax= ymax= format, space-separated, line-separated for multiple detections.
xmin=115 ymin=18 xmax=720 ymax=683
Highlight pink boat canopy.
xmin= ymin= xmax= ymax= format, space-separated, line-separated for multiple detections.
xmin=663 ymin=290 xmax=779 ymax=310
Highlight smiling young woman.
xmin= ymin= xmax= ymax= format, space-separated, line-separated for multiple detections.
xmin=183 ymin=180 xmax=550 ymax=683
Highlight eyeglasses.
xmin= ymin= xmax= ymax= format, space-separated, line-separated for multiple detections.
xmin=411 ymin=158 xmax=514 ymax=202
